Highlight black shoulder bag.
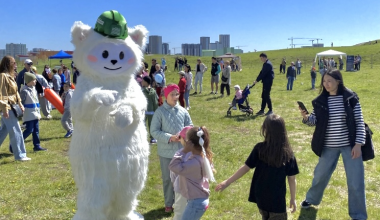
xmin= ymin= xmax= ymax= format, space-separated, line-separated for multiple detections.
xmin=349 ymin=95 xmax=374 ymax=161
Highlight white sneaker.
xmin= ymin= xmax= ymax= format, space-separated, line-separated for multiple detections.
xmin=46 ymin=115 xmax=52 ymax=119
xmin=186 ymin=107 xmax=190 ymax=111
xmin=17 ymin=157 xmax=31 ymax=161
xmin=232 ymin=107 xmax=237 ymax=110
xmin=228 ymin=103 xmax=232 ymax=107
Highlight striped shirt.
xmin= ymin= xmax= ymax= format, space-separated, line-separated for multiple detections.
xmin=304 ymin=95 xmax=365 ymax=148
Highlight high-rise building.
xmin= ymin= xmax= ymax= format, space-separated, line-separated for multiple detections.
xmin=209 ymin=41 xmax=223 ymax=50
xmin=148 ymin=35 xmax=163 ymax=54
xmin=219 ymin=34 xmax=230 ymax=48
xmin=6 ymin=43 xmax=27 ymax=58
xmin=32 ymin=48 xmax=47 ymax=52
xmin=145 ymin=43 xmax=150 ymax=54
xmin=0 ymin=49 xmax=5 ymax=60
xmin=200 ymin=37 xmax=210 ymax=50
xmin=162 ymin=43 xmax=169 ymax=55
xmin=182 ymin=44 xmax=202 ymax=56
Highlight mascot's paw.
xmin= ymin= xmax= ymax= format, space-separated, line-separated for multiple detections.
xmin=109 ymin=105 xmax=134 ymax=128
xmin=93 ymin=90 xmax=118 ymax=106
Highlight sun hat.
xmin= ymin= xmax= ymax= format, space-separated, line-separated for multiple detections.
xmin=233 ymin=85 xmax=240 ymax=90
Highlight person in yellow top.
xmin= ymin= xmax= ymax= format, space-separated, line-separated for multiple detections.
xmin=0 ymin=56 xmax=30 ymax=161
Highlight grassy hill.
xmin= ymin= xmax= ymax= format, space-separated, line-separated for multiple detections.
xmin=1 ymin=43 xmax=379 ymax=219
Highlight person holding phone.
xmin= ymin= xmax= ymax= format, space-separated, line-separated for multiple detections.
xmin=298 ymin=70 xmax=367 ymax=220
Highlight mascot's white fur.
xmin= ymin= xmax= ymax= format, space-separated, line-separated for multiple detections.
xmin=69 ymin=18 xmax=149 ymax=220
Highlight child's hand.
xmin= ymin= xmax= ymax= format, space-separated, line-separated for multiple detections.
xmin=289 ymin=199 xmax=297 ymax=213
xmin=170 ymin=135 xmax=180 ymax=143
xmin=215 ymin=180 xmax=229 ymax=192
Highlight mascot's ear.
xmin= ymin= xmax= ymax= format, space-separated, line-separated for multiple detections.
xmin=71 ymin=21 xmax=92 ymax=47
xmin=128 ymin=25 xmax=148 ymax=49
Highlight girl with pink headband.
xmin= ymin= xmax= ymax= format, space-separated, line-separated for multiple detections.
xmin=169 ymin=126 xmax=215 ymax=220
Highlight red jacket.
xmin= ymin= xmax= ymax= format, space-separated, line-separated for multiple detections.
xmin=178 ymin=77 xmax=186 ymax=93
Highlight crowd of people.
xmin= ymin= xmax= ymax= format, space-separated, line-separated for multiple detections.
xmin=0 ymin=56 xmax=78 ymax=161
xmin=134 ymin=53 xmax=368 ymax=220
xmin=0 ymin=52 xmax=369 ymax=219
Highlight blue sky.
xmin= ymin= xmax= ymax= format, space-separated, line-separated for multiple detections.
xmin=1 ymin=0 xmax=379 ymax=53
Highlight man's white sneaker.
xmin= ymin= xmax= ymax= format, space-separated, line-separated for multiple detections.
xmin=46 ymin=115 xmax=52 ymax=119
xmin=17 ymin=157 xmax=31 ymax=161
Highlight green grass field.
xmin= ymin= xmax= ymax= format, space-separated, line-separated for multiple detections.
xmin=1 ymin=43 xmax=379 ymax=220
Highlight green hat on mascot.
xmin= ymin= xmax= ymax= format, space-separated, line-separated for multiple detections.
xmin=94 ymin=10 xmax=128 ymax=40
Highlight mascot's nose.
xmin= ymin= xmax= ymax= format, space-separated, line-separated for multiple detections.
xmin=111 ymin=60 xmax=118 ymax=65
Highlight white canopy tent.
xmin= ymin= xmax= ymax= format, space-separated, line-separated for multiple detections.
xmin=315 ymin=49 xmax=347 ymax=63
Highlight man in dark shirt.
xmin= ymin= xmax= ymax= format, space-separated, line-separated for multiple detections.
xmin=17 ymin=59 xmax=34 ymax=92
xmin=149 ymin=59 xmax=156 ymax=76
xmin=286 ymin=62 xmax=296 ymax=91
xmin=253 ymin=53 xmax=274 ymax=115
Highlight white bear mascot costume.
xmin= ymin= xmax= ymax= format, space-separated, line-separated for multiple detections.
xmin=69 ymin=10 xmax=149 ymax=220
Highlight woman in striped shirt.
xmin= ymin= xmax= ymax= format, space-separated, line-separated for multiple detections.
xmin=299 ymin=70 xmax=367 ymax=220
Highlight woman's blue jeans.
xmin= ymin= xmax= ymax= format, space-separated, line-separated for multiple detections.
xmin=306 ymin=147 xmax=367 ymax=220
xmin=0 ymin=110 xmax=27 ymax=160
xmin=181 ymin=198 xmax=209 ymax=220
xmin=184 ymin=90 xmax=190 ymax=108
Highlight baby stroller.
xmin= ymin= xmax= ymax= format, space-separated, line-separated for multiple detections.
xmin=227 ymin=84 xmax=255 ymax=116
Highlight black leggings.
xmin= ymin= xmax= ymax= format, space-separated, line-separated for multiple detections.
xmin=220 ymin=84 xmax=230 ymax=95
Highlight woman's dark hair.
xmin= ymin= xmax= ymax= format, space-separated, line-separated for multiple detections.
xmin=42 ymin=65 xmax=49 ymax=76
xmin=52 ymin=69 xmax=57 ymax=73
xmin=319 ymin=69 xmax=346 ymax=95
xmin=0 ymin=56 xmax=15 ymax=75
xmin=144 ymin=62 xmax=148 ymax=69
xmin=259 ymin=114 xmax=293 ymax=168
xmin=184 ymin=64 xmax=191 ymax=72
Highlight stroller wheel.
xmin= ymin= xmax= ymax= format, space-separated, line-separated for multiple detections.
xmin=227 ymin=111 xmax=231 ymax=116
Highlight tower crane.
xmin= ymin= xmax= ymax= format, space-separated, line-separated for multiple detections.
xmin=172 ymin=47 xmax=180 ymax=55
xmin=288 ymin=37 xmax=320 ymax=48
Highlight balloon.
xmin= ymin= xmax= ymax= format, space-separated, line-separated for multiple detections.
xmin=44 ymin=88 xmax=64 ymax=114
xmin=154 ymin=74 xmax=163 ymax=84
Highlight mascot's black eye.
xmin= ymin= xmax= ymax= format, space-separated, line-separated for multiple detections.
xmin=119 ymin=51 xmax=124 ymax=60
xmin=102 ymin=50 xmax=109 ymax=59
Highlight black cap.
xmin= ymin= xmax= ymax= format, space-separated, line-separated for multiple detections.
xmin=143 ymin=76 xmax=151 ymax=84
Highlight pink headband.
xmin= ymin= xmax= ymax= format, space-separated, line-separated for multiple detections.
xmin=178 ymin=126 xmax=193 ymax=139
xmin=164 ymin=84 xmax=180 ymax=99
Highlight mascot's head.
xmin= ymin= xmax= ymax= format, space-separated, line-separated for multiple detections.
xmin=71 ymin=10 xmax=148 ymax=80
